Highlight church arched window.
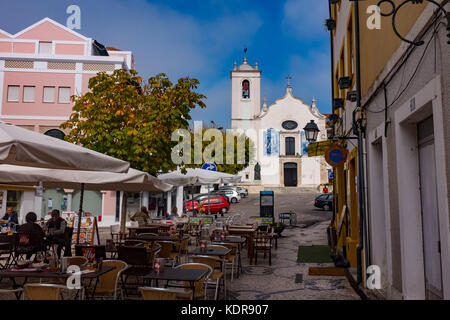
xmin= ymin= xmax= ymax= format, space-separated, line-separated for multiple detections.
xmin=242 ymin=80 xmax=250 ymax=99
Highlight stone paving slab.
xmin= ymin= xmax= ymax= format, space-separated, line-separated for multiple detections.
xmin=227 ymin=221 xmax=360 ymax=300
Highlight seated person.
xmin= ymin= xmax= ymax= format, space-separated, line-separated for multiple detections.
xmin=0 ymin=207 xmax=19 ymax=227
xmin=44 ymin=209 xmax=68 ymax=258
xmin=130 ymin=206 xmax=150 ymax=225
xmin=167 ymin=207 xmax=179 ymax=220
xmin=16 ymin=212 xmax=45 ymax=260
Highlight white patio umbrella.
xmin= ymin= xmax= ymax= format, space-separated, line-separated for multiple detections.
xmin=158 ymin=168 xmax=241 ymax=185
xmin=0 ymin=122 xmax=130 ymax=173
xmin=0 ymin=164 xmax=173 ymax=242
xmin=158 ymin=168 xmax=241 ymax=215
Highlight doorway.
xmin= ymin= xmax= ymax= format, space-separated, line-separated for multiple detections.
xmin=284 ymin=163 xmax=298 ymax=187
xmin=418 ymin=116 xmax=443 ymax=299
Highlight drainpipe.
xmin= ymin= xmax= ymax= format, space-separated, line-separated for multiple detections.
xmin=354 ymin=0 xmax=367 ymax=286
xmin=328 ymin=0 xmax=336 ymax=226
xmin=329 ymin=0 xmax=335 ymax=115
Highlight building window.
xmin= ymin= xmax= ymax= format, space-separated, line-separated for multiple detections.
xmin=242 ymin=80 xmax=250 ymax=99
xmin=347 ymin=7 xmax=354 ymax=82
xmin=43 ymin=86 xmax=55 ymax=103
xmin=245 ymin=173 xmax=249 ymax=180
xmin=58 ymin=87 xmax=71 ymax=103
xmin=39 ymin=41 xmax=52 ymax=55
xmin=339 ymin=48 xmax=345 ymax=99
xmin=23 ymin=86 xmax=35 ymax=102
xmin=285 ymin=137 xmax=295 ymax=156
xmin=44 ymin=129 xmax=65 ymax=140
xmin=7 ymin=85 xmax=20 ymax=102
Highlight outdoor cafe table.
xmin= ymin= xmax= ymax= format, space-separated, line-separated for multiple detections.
xmin=0 ymin=265 xmax=115 ymax=300
xmin=189 ymin=247 xmax=231 ymax=258
xmin=227 ymin=226 xmax=257 ymax=265
xmin=130 ymin=234 xmax=190 ymax=242
xmin=127 ymin=226 xmax=159 ymax=237
xmin=144 ymin=268 xmax=208 ymax=300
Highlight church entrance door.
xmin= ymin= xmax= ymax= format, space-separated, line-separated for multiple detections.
xmin=284 ymin=163 xmax=298 ymax=187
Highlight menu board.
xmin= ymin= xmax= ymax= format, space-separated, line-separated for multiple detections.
xmin=62 ymin=211 xmax=77 ymax=228
xmin=71 ymin=216 xmax=100 ymax=247
xmin=189 ymin=216 xmax=213 ymax=224
xmin=250 ymin=216 xmax=273 ymax=225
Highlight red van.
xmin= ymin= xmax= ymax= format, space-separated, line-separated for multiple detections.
xmin=184 ymin=196 xmax=230 ymax=215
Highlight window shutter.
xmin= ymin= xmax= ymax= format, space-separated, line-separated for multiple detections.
xmin=39 ymin=41 xmax=52 ymax=54
xmin=58 ymin=87 xmax=71 ymax=103
xmin=7 ymin=86 xmax=19 ymax=102
xmin=43 ymin=86 xmax=55 ymax=103
xmin=23 ymin=86 xmax=35 ymax=102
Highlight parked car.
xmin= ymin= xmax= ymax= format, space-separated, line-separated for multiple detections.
xmin=184 ymin=196 xmax=230 ymax=215
xmin=314 ymin=193 xmax=333 ymax=211
xmin=210 ymin=190 xmax=231 ymax=203
xmin=190 ymin=193 xmax=229 ymax=204
xmin=216 ymin=189 xmax=241 ymax=203
xmin=236 ymin=187 xmax=248 ymax=198
xmin=219 ymin=186 xmax=247 ymax=198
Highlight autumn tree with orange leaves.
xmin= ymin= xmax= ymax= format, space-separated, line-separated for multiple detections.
xmin=61 ymin=69 xmax=206 ymax=175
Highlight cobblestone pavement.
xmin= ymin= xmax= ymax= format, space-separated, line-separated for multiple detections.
xmin=225 ymin=193 xmax=359 ymax=300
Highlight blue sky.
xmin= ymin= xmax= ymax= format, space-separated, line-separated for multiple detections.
xmin=0 ymin=0 xmax=331 ymax=129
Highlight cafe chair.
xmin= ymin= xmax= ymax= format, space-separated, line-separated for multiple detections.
xmin=157 ymin=225 xmax=171 ymax=236
xmin=105 ymin=239 xmax=118 ymax=259
xmin=124 ymin=239 xmax=148 ymax=247
xmin=214 ymin=242 xmax=238 ymax=281
xmin=136 ymin=233 xmax=158 ymax=239
xmin=85 ymin=260 xmax=128 ymax=300
xmin=173 ymin=236 xmax=189 ymax=264
xmin=23 ymin=283 xmax=68 ymax=300
xmin=155 ymin=241 xmax=179 ymax=267
xmin=253 ymin=231 xmax=273 ymax=266
xmin=12 ymin=233 xmax=38 ymax=264
xmin=67 ymin=256 xmax=89 ymax=268
xmin=188 ymin=224 xmax=201 ymax=246
xmin=110 ymin=224 xmax=127 ymax=245
xmin=174 ymin=263 xmax=213 ymax=300
xmin=230 ymin=214 xmax=242 ymax=225
xmin=0 ymin=288 xmax=23 ymax=300
xmin=118 ymin=246 xmax=152 ymax=298
xmin=0 ymin=242 xmax=14 ymax=269
xmin=191 ymin=255 xmax=225 ymax=300
xmin=139 ymin=286 xmax=186 ymax=300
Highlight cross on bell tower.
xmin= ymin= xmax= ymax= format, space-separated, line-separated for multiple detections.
xmin=286 ymin=75 xmax=292 ymax=88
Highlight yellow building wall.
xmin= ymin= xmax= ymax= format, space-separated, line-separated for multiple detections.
xmin=358 ymin=1 xmax=427 ymax=96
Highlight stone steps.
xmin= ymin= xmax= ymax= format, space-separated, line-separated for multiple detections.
xmin=264 ymin=186 xmax=319 ymax=194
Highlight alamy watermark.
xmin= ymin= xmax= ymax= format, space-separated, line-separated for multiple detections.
xmin=366 ymin=265 xmax=382 ymax=290
xmin=66 ymin=265 xmax=82 ymax=290
xmin=66 ymin=5 xmax=81 ymax=30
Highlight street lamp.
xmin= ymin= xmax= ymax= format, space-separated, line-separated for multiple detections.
xmin=303 ymin=120 xmax=320 ymax=142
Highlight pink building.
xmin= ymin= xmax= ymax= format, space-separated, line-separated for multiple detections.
xmin=0 ymin=18 xmax=137 ymax=225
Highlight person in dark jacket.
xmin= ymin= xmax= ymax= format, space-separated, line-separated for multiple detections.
xmin=16 ymin=212 xmax=45 ymax=259
xmin=44 ymin=209 xmax=67 ymax=258
xmin=1 ymin=207 xmax=19 ymax=227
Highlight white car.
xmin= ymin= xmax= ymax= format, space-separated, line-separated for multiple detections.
xmin=221 ymin=189 xmax=241 ymax=203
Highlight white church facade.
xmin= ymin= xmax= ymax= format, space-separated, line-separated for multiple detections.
xmin=230 ymin=56 xmax=330 ymax=188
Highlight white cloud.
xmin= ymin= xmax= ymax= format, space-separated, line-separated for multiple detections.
xmin=282 ymin=0 xmax=329 ymax=40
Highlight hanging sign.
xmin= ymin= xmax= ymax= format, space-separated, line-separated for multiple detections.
xmin=307 ymin=140 xmax=333 ymax=157
xmin=325 ymin=145 xmax=348 ymax=167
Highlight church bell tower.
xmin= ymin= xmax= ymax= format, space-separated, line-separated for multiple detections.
xmin=230 ymin=50 xmax=261 ymax=130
